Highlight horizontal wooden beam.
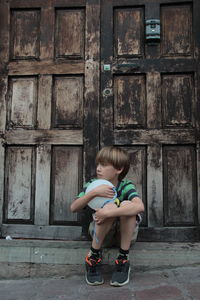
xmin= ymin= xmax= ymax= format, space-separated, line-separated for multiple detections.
xmin=1 ymin=129 xmax=83 ymax=145
xmin=9 ymin=0 xmax=86 ymax=8
xmin=112 ymin=59 xmax=197 ymax=74
xmin=114 ymin=129 xmax=196 ymax=145
xmin=107 ymin=0 xmax=194 ymax=8
xmin=7 ymin=61 xmax=84 ymax=76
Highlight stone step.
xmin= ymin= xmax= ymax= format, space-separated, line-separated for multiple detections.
xmin=0 ymin=240 xmax=200 ymax=276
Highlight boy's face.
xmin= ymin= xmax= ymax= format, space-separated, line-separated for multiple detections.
xmin=96 ymin=163 xmax=122 ymax=183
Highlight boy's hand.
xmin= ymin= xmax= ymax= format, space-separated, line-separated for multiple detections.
xmin=94 ymin=184 xmax=115 ymax=199
xmin=94 ymin=208 xmax=108 ymax=224
xmin=94 ymin=203 xmax=117 ymax=224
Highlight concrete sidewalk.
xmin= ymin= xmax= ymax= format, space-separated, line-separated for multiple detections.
xmin=0 ymin=265 xmax=200 ymax=300
xmin=0 ymin=240 xmax=200 ymax=299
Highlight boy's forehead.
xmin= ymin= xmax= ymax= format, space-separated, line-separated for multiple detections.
xmin=96 ymin=159 xmax=112 ymax=165
xmin=96 ymin=156 xmax=116 ymax=166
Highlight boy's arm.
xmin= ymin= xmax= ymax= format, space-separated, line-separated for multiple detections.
xmin=70 ymin=190 xmax=97 ymax=212
xmin=70 ymin=184 xmax=115 ymax=212
xmin=94 ymin=197 xmax=144 ymax=224
xmin=108 ymin=197 xmax=144 ymax=217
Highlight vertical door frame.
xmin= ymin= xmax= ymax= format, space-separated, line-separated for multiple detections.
xmin=80 ymin=0 xmax=101 ymax=237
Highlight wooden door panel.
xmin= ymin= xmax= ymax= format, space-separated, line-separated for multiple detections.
xmin=101 ymin=0 xmax=200 ymax=241
xmin=162 ymin=74 xmax=194 ymax=127
xmin=161 ymin=4 xmax=193 ymax=57
xmin=114 ymin=75 xmax=146 ymax=128
xmin=10 ymin=9 xmax=41 ymax=60
xmin=8 ymin=76 xmax=38 ymax=128
xmin=4 ymin=146 xmax=35 ymax=223
xmin=50 ymin=146 xmax=82 ymax=224
xmin=0 ymin=0 xmax=100 ymax=239
xmin=114 ymin=7 xmax=144 ymax=57
xmin=55 ymin=8 xmax=85 ymax=59
xmin=163 ymin=146 xmax=197 ymax=226
xmin=52 ymin=76 xmax=83 ymax=128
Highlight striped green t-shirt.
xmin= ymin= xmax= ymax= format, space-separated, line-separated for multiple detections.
xmin=77 ymin=178 xmax=139 ymax=205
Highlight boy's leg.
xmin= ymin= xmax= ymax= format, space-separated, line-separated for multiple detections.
xmin=110 ymin=201 xmax=137 ymax=287
xmin=85 ymin=203 xmax=117 ymax=286
xmin=92 ymin=207 xmax=117 ymax=249
xmin=120 ymin=213 xmax=137 ymax=250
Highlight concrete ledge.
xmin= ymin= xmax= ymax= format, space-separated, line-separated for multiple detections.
xmin=0 ymin=262 xmax=84 ymax=279
xmin=0 ymin=239 xmax=200 ymax=276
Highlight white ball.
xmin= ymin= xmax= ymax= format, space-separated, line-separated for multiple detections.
xmin=86 ymin=179 xmax=114 ymax=209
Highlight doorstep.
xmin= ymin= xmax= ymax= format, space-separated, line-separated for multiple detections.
xmin=0 ymin=239 xmax=200 ymax=268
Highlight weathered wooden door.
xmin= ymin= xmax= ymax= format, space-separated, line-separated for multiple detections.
xmin=0 ymin=0 xmax=200 ymax=242
xmin=101 ymin=0 xmax=200 ymax=241
xmin=0 ymin=0 xmax=100 ymax=239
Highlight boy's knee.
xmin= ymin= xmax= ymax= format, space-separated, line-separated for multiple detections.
xmin=120 ymin=200 xmax=131 ymax=207
xmin=101 ymin=203 xmax=117 ymax=223
xmin=104 ymin=202 xmax=118 ymax=209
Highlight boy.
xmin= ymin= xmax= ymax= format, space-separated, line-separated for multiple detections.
xmin=70 ymin=146 xmax=144 ymax=287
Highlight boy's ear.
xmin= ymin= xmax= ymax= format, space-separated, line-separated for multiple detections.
xmin=116 ymin=167 xmax=124 ymax=175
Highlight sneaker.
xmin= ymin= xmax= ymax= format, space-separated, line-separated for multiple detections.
xmin=85 ymin=255 xmax=104 ymax=285
xmin=110 ymin=259 xmax=131 ymax=286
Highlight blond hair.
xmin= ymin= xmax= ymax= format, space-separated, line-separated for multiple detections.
xmin=96 ymin=146 xmax=130 ymax=181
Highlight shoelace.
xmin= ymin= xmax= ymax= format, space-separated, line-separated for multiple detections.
xmin=86 ymin=256 xmax=102 ymax=274
xmin=86 ymin=255 xmax=101 ymax=267
xmin=115 ymin=259 xmax=128 ymax=272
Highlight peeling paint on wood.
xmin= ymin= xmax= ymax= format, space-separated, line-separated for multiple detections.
xmin=8 ymin=61 xmax=85 ymax=75
xmin=4 ymin=147 xmax=35 ymax=222
xmin=10 ymin=9 xmax=40 ymax=59
xmin=37 ymin=75 xmax=52 ymax=129
xmin=52 ymin=76 xmax=83 ymax=128
xmin=147 ymin=145 xmax=163 ymax=227
xmin=125 ymin=146 xmax=147 ymax=226
xmin=0 ymin=76 xmax=7 ymax=131
xmin=35 ymin=144 xmax=51 ymax=225
xmin=5 ymin=130 xmax=83 ymax=145
xmin=146 ymin=72 xmax=161 ymax=128
xmin=161 ymin=4 xmax=193 ymax=56
xmin=8 ymin=77 xmax=38 ymax=128
xmin=55 ymin=9 xmax=85 ymax=59
xmin=0 ymin=143 xmax=5 ymax=224
xmin=114 ymin=7 xmax=144 ymax=57
xmin=114 ymin=75 xmax=146 ymax=128
xmin=50 ymin=146 xmax=82 ymax=224
xmin=162 ymin=74 xmax=194 ymax=127
xmin=163 ymin=146 xmax=197 ymax=226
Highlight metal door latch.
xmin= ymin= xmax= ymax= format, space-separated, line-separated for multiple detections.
xmin=102 ymin=88 xmax=113 ymax=97
xmin=145 ymin=19 xmax=161 ymax=42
